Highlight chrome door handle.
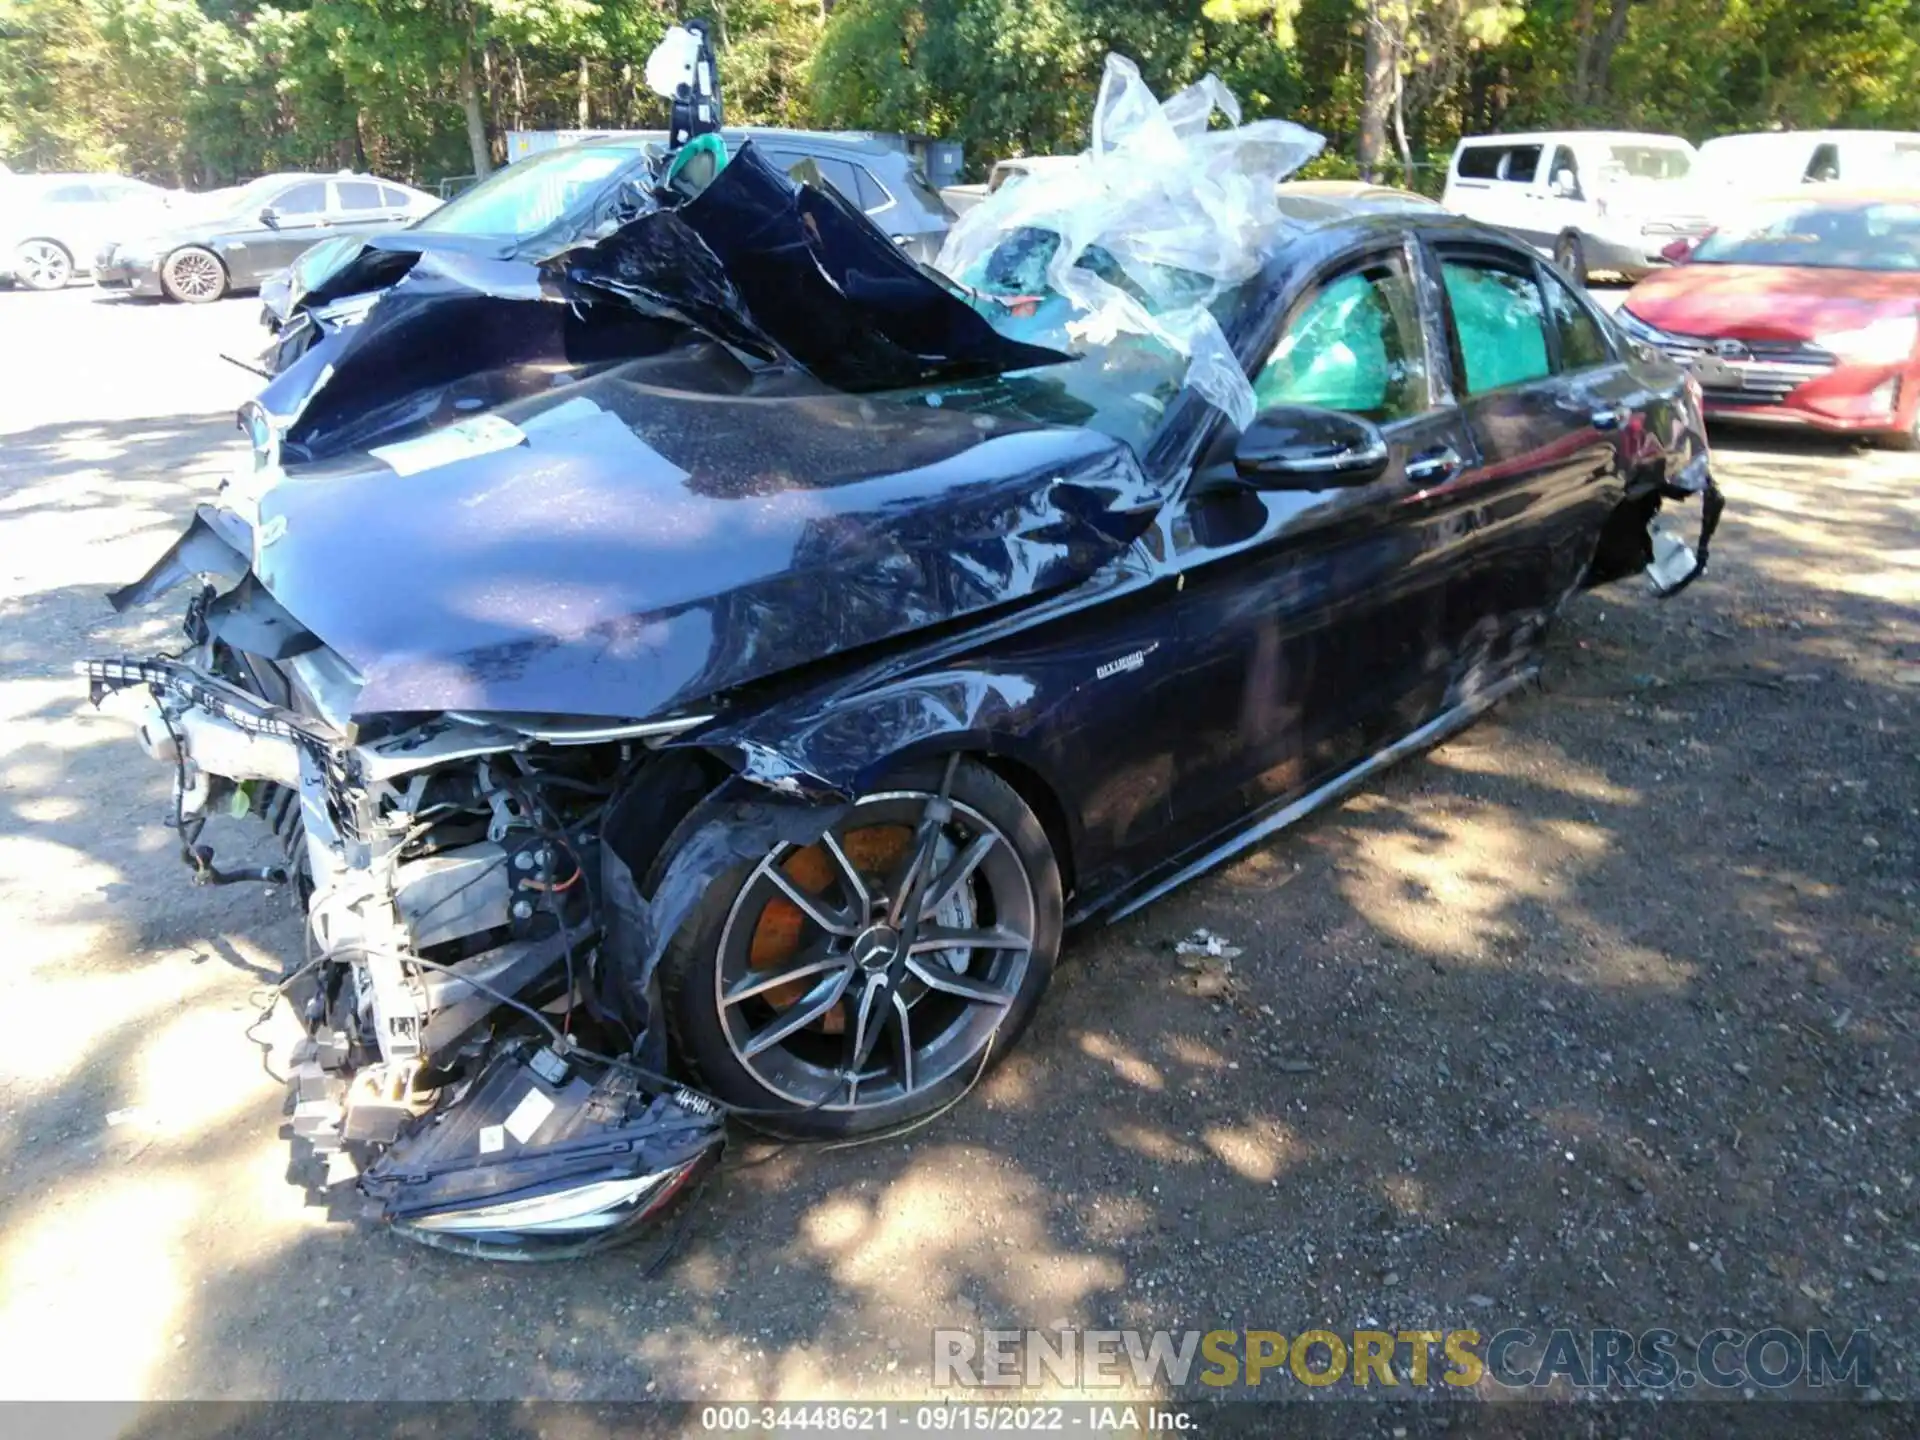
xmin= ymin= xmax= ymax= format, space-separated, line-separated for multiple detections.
xmin=1404 ymin=445 xmax=1463 ymax=486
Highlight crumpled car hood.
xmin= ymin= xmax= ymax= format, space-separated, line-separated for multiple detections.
xmin=226 ymin=355 xmax=1161 ymax=720
xmin=121 ymin=89 xmax=1320 ymax=725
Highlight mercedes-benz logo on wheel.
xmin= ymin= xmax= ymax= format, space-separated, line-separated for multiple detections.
xmin=853 ymin=925 xmax=901 ymax=973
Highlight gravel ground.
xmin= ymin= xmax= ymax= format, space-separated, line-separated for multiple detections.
xmin=0 ymin=285 xmax=1914 ymax=1408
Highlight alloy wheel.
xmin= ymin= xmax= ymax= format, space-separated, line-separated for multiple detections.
xmin=165 ymin=249 xmax=225 ymax=302
xmin=712 ymin=790 xmax=1035 ymax=1112
xmin=14 ymin=240 xmax=72 ymax=291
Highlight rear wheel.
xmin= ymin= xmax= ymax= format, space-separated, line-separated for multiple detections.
xmin=161 ymin=246 xmax=228 ymax=303
xmin=13 ymin=240 xmax=72 ymax=291
xmin=1553 ymin=232 xmax=1588 ymax=286
xmin=654 ymin=758 xmax=1062 ymax=1137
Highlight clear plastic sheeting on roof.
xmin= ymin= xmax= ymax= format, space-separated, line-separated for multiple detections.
xmin=935 ymin=54 xmax=1325 ymax=431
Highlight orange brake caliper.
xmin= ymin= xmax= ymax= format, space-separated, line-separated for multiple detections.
xmin=747 ymin=825 xmax=914 ymax=1036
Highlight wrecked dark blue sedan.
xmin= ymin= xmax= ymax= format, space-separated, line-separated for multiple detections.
xmin=83 ymin=60 xmax=1720 ymax=1258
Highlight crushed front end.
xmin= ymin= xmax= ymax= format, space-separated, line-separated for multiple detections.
xmin=82 ymin=645 xmax=725 ymax=1258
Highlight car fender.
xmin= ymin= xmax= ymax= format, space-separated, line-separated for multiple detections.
xmin=686 ymin=666 xmax=1063 ymax=802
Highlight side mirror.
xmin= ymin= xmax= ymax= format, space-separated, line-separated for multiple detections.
xmin=1660 ymin=236 xmax=1699 ymax=264
xmin=259 ymin=206 xmax=281 ymax=229
xmin=1550 ymin=170 xmax=1580 ymax=199
xmin=1233 ymin=406 xmax=1390 ymax=490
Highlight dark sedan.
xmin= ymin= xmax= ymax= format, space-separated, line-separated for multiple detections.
xmin=85 ymin=128 xmax=1718 ymax=1256
xmin=94 ymin=171 xmax=436 ymax=302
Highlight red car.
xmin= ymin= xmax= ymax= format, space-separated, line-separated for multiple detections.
xmin=1615 ymin=191 xmax=1920 ymax=448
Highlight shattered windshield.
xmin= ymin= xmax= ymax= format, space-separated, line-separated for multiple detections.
xmin=935 ymin=57 xmax=1322 ymax=429
xmin=906 ymin=230 xmax=1264 ymax=452
xmin=416 ymin=145 xmax=646 ymax=237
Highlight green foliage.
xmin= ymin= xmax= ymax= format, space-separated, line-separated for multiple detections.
xmin=4 ymin=0 xmax=1918 ymax=189
xmin=810 ymin=0 xmax=1306 ymax=174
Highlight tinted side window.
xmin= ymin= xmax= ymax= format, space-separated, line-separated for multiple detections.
xmin=1500 ymin=145 xmax=1543 ymax=183
xmin=274 ymin=181 xmax=330 ymax=216
xmin=336 ymin=180 xmax=383 ymax=209
xmin=809 ymin=156 xmax=863 ymax=206
xmin=1543 ymin=272 xmax=1613 ymax=371
xmin=46 ymin=183 xmax=98 ymax=203
xmin=1441 ymin=259 xmax=1551 ymax=394
xmin=764 ymin=150 xmax=856 ymax=206
xmin=1254 ymin=253 xmax=1428 ymax=423
xmin=379 ymin=185 xmax=414 ymax=208
xmin=1456 ymin=147 xmax=1503 ymax=180
xmin=853 ymin=165 xmax=890 ymax=212
xmin=1806 ymin=143 xmax=1841 ymax=182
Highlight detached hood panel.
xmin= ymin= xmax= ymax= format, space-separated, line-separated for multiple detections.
xmin=246 ymin=360 xmax=1160 ymax=720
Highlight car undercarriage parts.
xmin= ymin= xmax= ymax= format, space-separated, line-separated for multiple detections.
xmin=646 ymin=20 xmax=722 ymax=150
xmin=1649 ymin=455 xmax=1724 ymax=598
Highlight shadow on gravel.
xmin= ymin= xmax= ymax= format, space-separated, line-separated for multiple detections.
xmin=0 ymin=418 xmax=1912 ymax=1405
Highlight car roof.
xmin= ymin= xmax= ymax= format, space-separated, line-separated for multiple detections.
xmin=1279 ymin=180 xmax=1440 ymax=203
xmin=1259 ymin=209 xmax=1527 ymax=259
xmin=1738 ymin=187 xmax=1920 ymax=205
xmin=994 ymin=155 xmax=1079 ymax=172
xmin=1455 ymin=130 xmax=1693 ymax=148
xmin=528 ymin=128 xmax=905 ymax=160
xmin=9 ymin=171 xmax=144 ymax=188
xmin=1704 ymin=130 xmax=1920 ymax=147
xmin=1273 ymin=185 xmax=1447 ymax=227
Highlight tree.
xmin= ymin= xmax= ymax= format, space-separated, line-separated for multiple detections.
xmin=812 ymin=0 xmax=1305 ymax=173
xmin=5 ymin=0 xmax=1918 ymax=194
xmin=1355 ymin=2 xmax=1524 ymax=179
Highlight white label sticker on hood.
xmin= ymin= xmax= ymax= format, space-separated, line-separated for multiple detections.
xmin=370 ymin=414 xmax=528 ymax=477
xmin=502 ymin=1085 xmax=557 ymax=1145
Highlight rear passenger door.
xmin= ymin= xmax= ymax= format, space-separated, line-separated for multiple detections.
xmin=328 ymin=179 xmax=406 ymax=236
xmin=1422 ymin=240 xmax=1631 ymax=673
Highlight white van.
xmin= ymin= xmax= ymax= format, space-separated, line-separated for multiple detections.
xmin=1442 ymin=130 xmax=1712 ymax=283
xmin=1698 ymin=131 xmax=1920 ymax=192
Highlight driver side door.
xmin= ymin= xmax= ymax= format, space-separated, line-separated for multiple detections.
xmin=230 ymin=179 xmax=334 ymax=284
xmin=1153 ymin=241 xmax=1480 ymax=857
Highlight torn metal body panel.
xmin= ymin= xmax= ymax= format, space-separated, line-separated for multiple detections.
xmin=116 ymin=357 xmax=1155 ymax=721
xmin=83 ymin=54 xmax=1724 ymax=1258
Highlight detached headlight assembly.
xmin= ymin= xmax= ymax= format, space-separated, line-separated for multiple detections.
xmin=1814 ymin=314 xmax=1919 ymax=365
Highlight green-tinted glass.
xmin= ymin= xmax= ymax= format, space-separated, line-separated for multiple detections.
xmin=1442 ymin=262 xmax=1551 ymax=393
xmin=1254 ymin=264 xmax=1426 ymax=421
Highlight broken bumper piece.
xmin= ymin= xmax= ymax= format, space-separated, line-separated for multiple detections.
xmin=1648 ymin=454 xmax=1724 ymax=599
xmin=360 ymin=1043 xmax=724 ymax=1260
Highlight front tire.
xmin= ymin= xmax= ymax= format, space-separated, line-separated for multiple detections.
xmin=1553 ymin=232 xmax=1588 ymax=286
xmin=13 ymin=240 xmax=73 ymax=291
xmin=652 ymin=758 xmax=1062 ymax=1138
xmin=1878 ymin=405 xmax=1920 ymax=451
xmin=161 ymin=246 xmax=229 ymax=303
